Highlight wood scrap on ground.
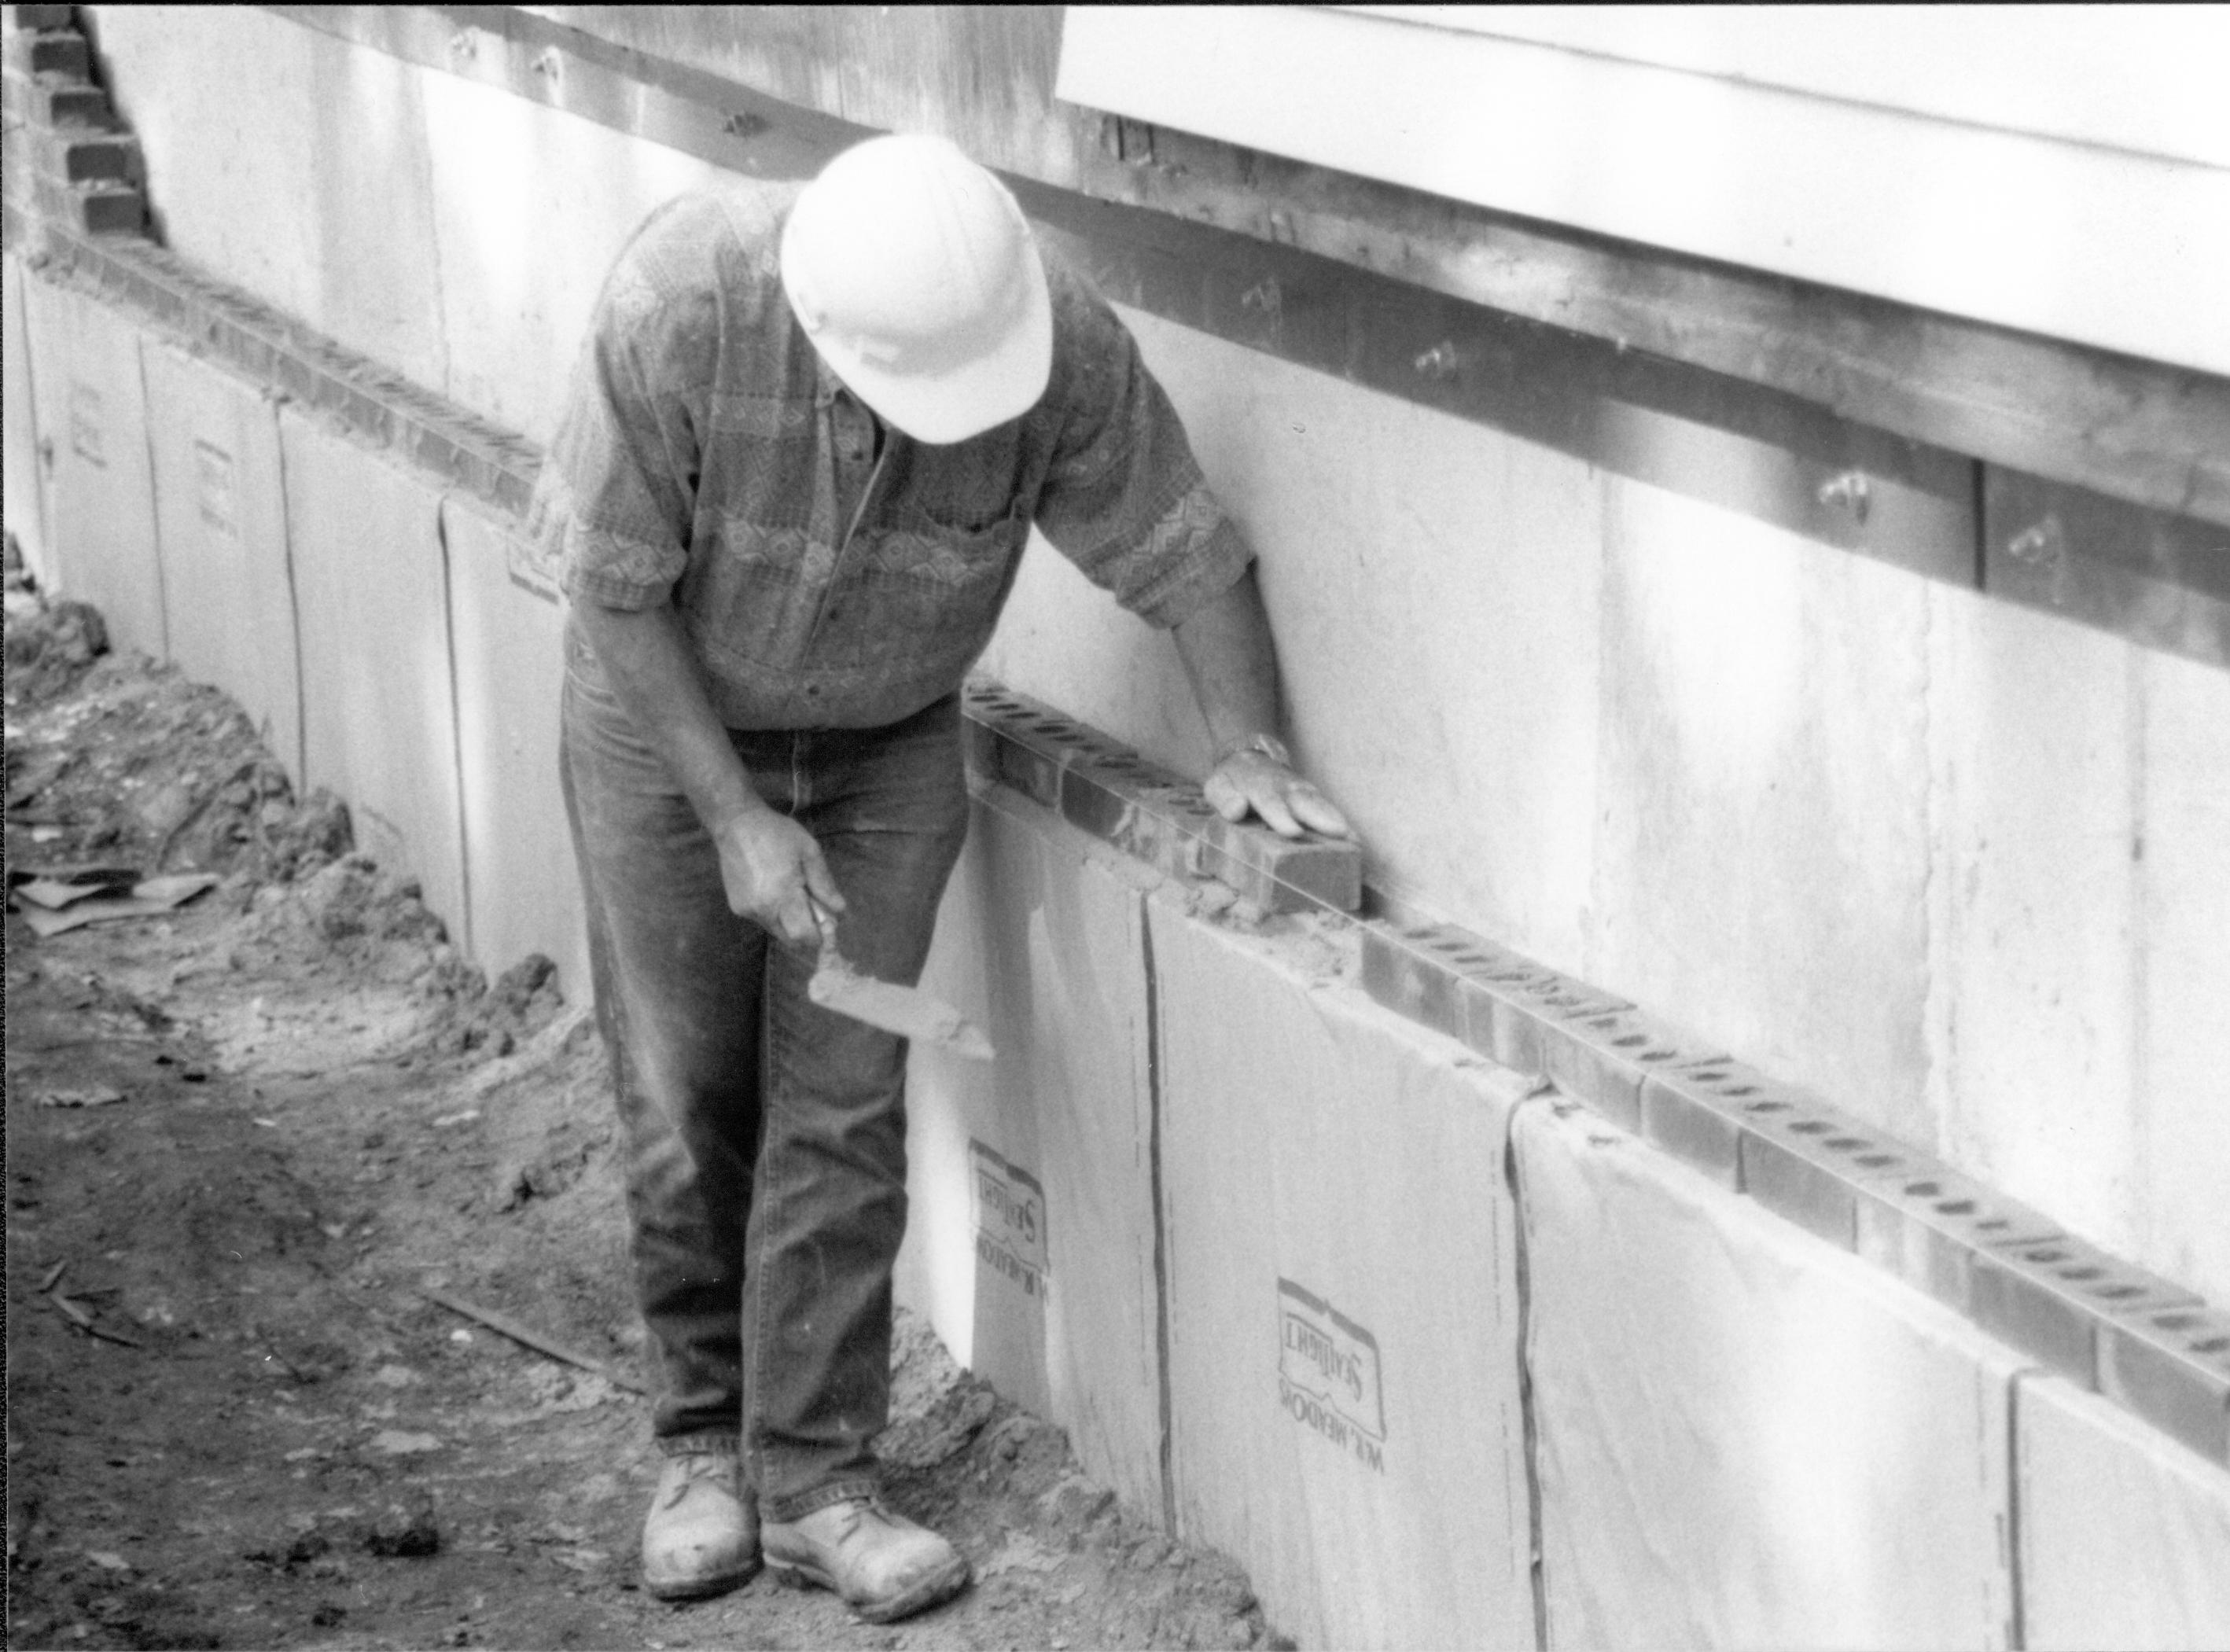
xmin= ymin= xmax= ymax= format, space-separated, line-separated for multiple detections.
xmin=420 ymin=1287 xmax=646 ymax=1395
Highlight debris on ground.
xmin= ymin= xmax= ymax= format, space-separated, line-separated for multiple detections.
xmin=4 ymin=581 xmax=1282 ymax=1650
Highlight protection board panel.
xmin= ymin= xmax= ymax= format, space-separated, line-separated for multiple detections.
xmin=141 ymin=342 xmax=302 ymax=779
xmin=1150 ymin=894 xmax=1534 ymax=1651
xmin=440 ymin=495 xmax=588 ymax=996
xmin=278 ymin=406 xmax=465 ymax=933
xmin=1515 ymin=1098 xmax=2021 ymax=1650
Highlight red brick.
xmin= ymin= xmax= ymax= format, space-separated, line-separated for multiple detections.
xmin=24 ymin=122 xmax=135 ymax=183
xmin=4 ymin=67 xmax=109 ymax=127
xmin=33 ymin=171 xmax=142 ymax=235
xmin=2 ymin=28 xmax=87 ymax=78
xmin=3 ymin=6 xmax=78 ymax=32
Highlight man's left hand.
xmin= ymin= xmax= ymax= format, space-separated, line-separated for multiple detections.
xmin=1203 ymin=748 xmax=1354 ymax=841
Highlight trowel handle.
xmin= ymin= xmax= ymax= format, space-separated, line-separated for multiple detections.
xmin=804 ymin=889 xmax=841 ymax=959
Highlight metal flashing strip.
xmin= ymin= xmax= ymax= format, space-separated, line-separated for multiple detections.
xmin=258 ymin=2 xmax=2228 ymax=670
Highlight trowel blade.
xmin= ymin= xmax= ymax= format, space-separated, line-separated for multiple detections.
xmin=808 ymin=966 xmax=995 ymax=1061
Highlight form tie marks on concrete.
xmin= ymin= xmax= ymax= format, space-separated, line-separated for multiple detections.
xmin=970 ymin=1140 xmax=1047 ymax=1301
xmin=1277 ymin=1279 xmax=1386 ymax=1474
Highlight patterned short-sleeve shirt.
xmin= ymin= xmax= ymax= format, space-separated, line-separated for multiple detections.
xmin=529 ymin=182 xmax=1253 ymax=730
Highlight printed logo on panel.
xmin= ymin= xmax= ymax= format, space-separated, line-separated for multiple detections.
xmin=1276 ymin=1278 xmax=1385 ymax=1472
xmin=193 ymin=440 xmax=237 ymax=539
xmin=970 ymin=1139 xmax=1047 ymax=1300
xmin=68 ymin=382 xmax=105 ymax=468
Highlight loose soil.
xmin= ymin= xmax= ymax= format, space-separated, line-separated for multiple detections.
xmin=4 ymin=575 xmax=1280 ymax=1651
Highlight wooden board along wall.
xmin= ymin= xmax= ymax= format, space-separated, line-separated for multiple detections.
xmin=140 ymin=340 xmax=303 ymax=782
xmin=1146 ymin=891 xmax=1535 ymax=1651
xmin=278 ymin=404 xmax=466 ymax=932
xmin=900 ymin=787 xmax=1165 ymax=1520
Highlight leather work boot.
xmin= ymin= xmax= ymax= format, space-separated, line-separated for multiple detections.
xmin=640 ymin=1451 xmax=760 ymax=1600
xmin=762 ymin=1497 xmax=971 ymax=1623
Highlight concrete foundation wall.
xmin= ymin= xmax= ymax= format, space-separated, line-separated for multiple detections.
xmin=15 ymin=243 xmax=2228 ymax=1642
xmin=13 ymin=6 xmax=2228 ymax=1640
xmin=66 ymin=9 xmax=2230 ymax=1306
xmin=984 ymin=309 xmax=2230 ymax=1305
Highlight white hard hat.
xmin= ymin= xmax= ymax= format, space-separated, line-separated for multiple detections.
xmin=780 ymin=134 xmax=1053 ymax=446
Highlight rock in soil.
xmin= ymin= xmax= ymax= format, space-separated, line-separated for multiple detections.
xmin=4 ymin=587 xmax=1283 ymax=1650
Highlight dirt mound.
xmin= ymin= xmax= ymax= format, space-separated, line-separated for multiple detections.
xmin=6 ymin=591 xmax=1284 ymax=1650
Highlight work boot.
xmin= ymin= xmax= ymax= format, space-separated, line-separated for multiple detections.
xmin=762 ymin=1496 xmax=970 ymax=1623
xmin=640 ymin=1451 xmax=759 ymax=1600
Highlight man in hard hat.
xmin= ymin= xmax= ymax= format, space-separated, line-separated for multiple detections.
xmin=535 ymin=132 xmax=1352 ymax=1623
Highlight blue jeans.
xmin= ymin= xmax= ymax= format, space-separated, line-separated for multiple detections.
xmin=558 ymin=621 xmax=970 ymax=1521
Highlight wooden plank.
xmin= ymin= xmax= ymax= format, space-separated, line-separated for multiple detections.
xmin=274 ymin=5 xmax=2230 ymax=532
xmin=1075 ymin=126 xmax=2230 ymax=532
xmin=1058 ymin=8 xmax=2230 ymax=377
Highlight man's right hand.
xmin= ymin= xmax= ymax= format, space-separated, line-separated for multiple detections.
xmin=712 ymin=806 xmax=847 ymax=950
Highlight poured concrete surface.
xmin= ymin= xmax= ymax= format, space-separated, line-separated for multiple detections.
xmin=439 ymin=496 xmax=588 ymax=996
xmin=1925 ymin=586 xmax=2142 ymax=1257
xmin=1517 ymin=1098 xmax=2021 ymax=1650
xmin=2017 ymin=1373 xmax=2230 ymax=1650
xmin=983 ymin=306 xmax=1608 ymax=969
xmin=901 ymin=789 xmax=1162 ymax=1513
xmin=278 ymin=406 xmax=465 ymax=932
xmin=19 ymin=277 xmax=167 ymax=660
xmin=416 ymin=68 xmax=723 ymax=444
xmin=1149 ymin=895 xmax=1535 ymax=1652
xmin=1590 ymin=476 xmax=1936 ymax=1144
xmin=140 ymin=341 xmax=303 ymax=780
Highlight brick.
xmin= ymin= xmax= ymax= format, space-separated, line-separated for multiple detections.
xmin=1737 ymin=1105 xmax=1930 ymax=1252
xmin=24 ymin=123 xmax=136 ymax=184
xmin=1541 ymin=1006 xmax=1716 ymax=1136
xmin=32 ymin=171 xmax=141 ymax=235
xmin=1637 ymin=1073 xmax=1742 ymax=1187
xmin=1478 ymin=977 xmax=1634 ymax=1090
xmin=1381 ymin=924 xmax=1577 ymax=1078
xmin=1853 ymin=1166 xmax=2063 ymax=1316
xmin=3 ymin=67 xmax=108 ymax=127
xmin=1057 ymin=764 xmax=1191 ymax=875
xmin=990 ymin=728 xmax=1063 ymax=808
xmin=1971 ymin=1239 xmax=2203 ymax=1388
xmin=1192 ymin=810 xmax=1361 ymax=914
xmin=1356 ymin=923 xmax=1466 ymax=1044
xmin=2097 ymin=1304 xmax=2230 ymax=1468
xmin=3 ymin=6 xmax=78 ymax=32
xmin=2 ymin=28 xmax=86 ymax=78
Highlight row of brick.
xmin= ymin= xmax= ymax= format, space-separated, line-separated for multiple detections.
xmin=1 ymin=6 xmax=147 ymax=238
xmin=17 ymin=120 xmax=2221 ymax=1476
xmin=25 ymin=221 xmax=544 ymax=529
xmin=1353 ymin=913 xmax=2230 ymax=1468
xmin=959 ymin=679 xmax=1363 ymax=916
xmin=955 ymin=670 xmax=2228 ymax=1469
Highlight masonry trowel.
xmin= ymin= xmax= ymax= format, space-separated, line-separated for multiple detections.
xmin=805 ymin=893 xmax=995 ymax=1061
